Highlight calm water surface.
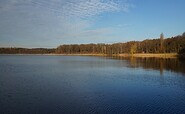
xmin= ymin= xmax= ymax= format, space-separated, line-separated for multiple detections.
xmin=0 ymin=55 xmax=185 ymax=114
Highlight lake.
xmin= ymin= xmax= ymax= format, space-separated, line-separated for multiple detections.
xmin=0 ymin=55 xmax=185 ymax=114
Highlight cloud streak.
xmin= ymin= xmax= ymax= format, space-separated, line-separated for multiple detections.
xmin=0 ymin=0 xmax=132 ymax=18
xmin=0 ymin=0 xmax=133 ymax=47
xmin=28 ymin=0 xmax=131 ymax=17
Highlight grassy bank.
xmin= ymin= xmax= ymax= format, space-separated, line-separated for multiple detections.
xmin=54 ymin=53 xmax=178 ymax=58
xmin=117 ymin=53 xmax=178 ymax=58
xmin=0 ymin=53 xmax=179 ymax=58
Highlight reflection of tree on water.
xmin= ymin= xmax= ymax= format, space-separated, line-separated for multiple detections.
xmin=113 ymin=56 xmax=185 ymax=75
xmin=129 ymin=57 xmax=185 ymax=75
xmin=109 ymin=56 xmax=185 ymax=90
xmin=130 ymin=56 xmax=137 ymax=68
xmin=160 ymin=59 xmax=163 ymax=75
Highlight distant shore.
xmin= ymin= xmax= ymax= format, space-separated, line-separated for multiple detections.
xmin=0 ymin=53 xmax=105 ymax=56
xmin=0 ymin=53 xmax=179 ymax=58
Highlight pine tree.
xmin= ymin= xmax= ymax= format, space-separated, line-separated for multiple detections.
xmin=160 ymin=33 xmax=164 ymax=53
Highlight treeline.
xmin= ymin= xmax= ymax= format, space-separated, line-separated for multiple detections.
xmin=56 ymin=33 xmax=185 ymax=55
xmin=0 ymin=32 xmax=185 ymax=55
xmin=0 ymin=48 xmax=55 ymax=54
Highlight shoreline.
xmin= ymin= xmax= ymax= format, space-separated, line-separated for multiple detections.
xmin=117 ymin=53 xmax=178 ymax=58
xmin=0 ymin=53 xmax=179 ymax=58
xmin=0 ymin=53 xmax=105 ymax=56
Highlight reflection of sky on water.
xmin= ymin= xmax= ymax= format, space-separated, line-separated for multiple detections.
xmin=0 ymin=55 xmax=185 ymax=114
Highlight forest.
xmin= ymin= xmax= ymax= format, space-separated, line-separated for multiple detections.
xmin=56 ymin=32 xmax=185 ymax=55
xmin=0 ymin=32 xmax=185 ymax=55
xmin=0 ymin=48 xmax=55 ymax=54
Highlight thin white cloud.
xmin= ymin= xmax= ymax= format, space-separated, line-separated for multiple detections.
xmin=0 ymin=0 xmax=133 ymax=47
xmin=0 ymin=0 xmax=132 ymax=18
xmin=62 ymin=0 xmax=120 ymax=18
xmin=0 ymin=0 xmax=18 ymax=11
xmin=62 ymin=27 xmax=112 ymax=38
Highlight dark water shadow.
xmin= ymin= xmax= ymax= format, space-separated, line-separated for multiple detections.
xmin=107 ymin=56 xmax=185 ymax=76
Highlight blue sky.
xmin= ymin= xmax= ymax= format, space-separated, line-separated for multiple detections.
xmin=0 ymin=0 xmax=185 ymax=48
